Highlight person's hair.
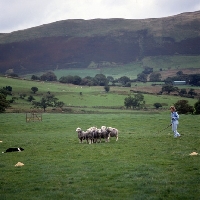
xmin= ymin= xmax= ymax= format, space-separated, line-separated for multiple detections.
xmin=170 ymin=106 xmax=176 ymax=111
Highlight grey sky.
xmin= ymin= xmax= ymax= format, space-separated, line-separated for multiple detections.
xmin=0 ymin=0 xmax=200 ymax=33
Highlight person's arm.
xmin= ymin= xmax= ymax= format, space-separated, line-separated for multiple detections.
xmin=172 ymin=112 xmax=179 ymax=121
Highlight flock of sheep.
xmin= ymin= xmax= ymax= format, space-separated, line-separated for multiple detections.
xmin=76 ymin=126 xmax=119 ymax=144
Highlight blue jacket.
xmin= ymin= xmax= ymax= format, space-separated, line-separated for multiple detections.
xmin=171 ymin=111 xmax=179 ymax=124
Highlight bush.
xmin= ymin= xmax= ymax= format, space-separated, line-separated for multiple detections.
xmin=194 ymin=100 xmax=200 ymax=114
xmin=154 ymin=103 xmax=162 ymax=109
xmin=174 ymin=100 xmax=194 ymax=114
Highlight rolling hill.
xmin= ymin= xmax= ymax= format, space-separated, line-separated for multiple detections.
xmin=0 ymin=10 xmax=200 ymax=74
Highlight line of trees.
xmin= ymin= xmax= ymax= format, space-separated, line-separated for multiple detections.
xmin=161 ymin=85 xmax=198 ymax=98
xmin=31 ymin=71 xmax=57 ymax=81
xmin=30 ymin=68 xmax=200 ymax=88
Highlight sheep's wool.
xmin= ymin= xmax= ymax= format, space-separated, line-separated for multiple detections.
xmin=189 ymin=152 xmax=198 ymax=156
xmin=15 ymin=162 xmax=24 ymax=167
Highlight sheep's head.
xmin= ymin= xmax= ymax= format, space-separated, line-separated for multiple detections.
xmin=107 ymin=127 xmax=113 ymax=131
xmin=76 ymin=127 xmax=81 ymax=132
xmin=101 ymin=126 xmax=107 ymax=131
xmin=97 ymin=129 xmax=102 ymax=133
xmin=87 ymin=126 xmax=97 ymax=132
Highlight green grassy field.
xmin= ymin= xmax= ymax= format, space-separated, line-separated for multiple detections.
xmin=142 ymin=55 xmax=200 ymax=71
xmin=0 ymin=77 xmax=198 ymax=113
xmin=0 ymin=113 xmax=199 ymax=200
xmin=1 ymin=76 xmax=200 ymax=199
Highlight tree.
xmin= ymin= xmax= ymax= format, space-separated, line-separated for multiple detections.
xmin=107 ymin=76 xmax=114 ymax=82
xmin=40 ymin=71 xmax=57 ymax=81
xmin=154 ymin=103 xmax=162 ymax=109
xmin=55 ymin=101 xmax=65 ymax=111
xmin=174 ymin=100 xmax=194 ymax=114
xmin=32 ymin=94 xmax=58 ymax=112
xmin=194 ymin=100 xmax=200 ymax=114
xmin=27 ymin=95 xmax=35 ymax=102
xmin=119 ymin=76 xmax=130 ymax=85
xmin=0 ymin=88 xmax=11 ymax=96
xmin=94 ymin=74 xmax=108 ymax=86
xmin=124 ymin=94 xmax=145 ymax=109
xmin=4 ymin=86 xmax=12 ymax=92
xmin=188 ymin=89 xmax=197 ymax=97
xmin=142 ymin=66 xmax=153 ymax=74
xmin=104 ymin=85 xmax=110 ymax=92
xmin=0 ymin=93 xmax=10 ymax=113
xmin=72 ymin=75 xmax=82 ymax=85
xmin=179 ymin=88 xmax=187 ymax=96
xmin=137 ymin=73 xmax=147 ymax=82
xmin=188 ymin=74 xmax=200 ymax=86
xmin=59 ymin=75 xmax=74 ymax=83
xmin=31 ymin=87 xmax=38 ymax=94
xmin=124 ymin=82 xmax=131 ymax=87
xmin=134 ymin=93 xmax=144 ymax=102
xmin=161 ymin=85 xmax=178 ymax=94
xmin=149 ymin=73 xmax=162 ymax=82
xmin=80 ymin=76 xmax=97 ymax=86
xmin=124 ymin=95 xmax=134 ymax=109
xmin=31 ymin=75 xmax=40 ymax=80
xmin=176 ymin=71 xmax=183 ymax=76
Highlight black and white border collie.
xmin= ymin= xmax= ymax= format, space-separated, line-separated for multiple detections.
xmin=2 ymin=147 xmax=24 ymax=153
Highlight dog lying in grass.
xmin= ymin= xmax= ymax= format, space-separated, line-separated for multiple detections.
xmin=2 ymin=147 xmax=24 ymax=153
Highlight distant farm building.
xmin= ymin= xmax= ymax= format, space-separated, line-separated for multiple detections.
xmin=173 ymin=81 xmax=186 ymax=85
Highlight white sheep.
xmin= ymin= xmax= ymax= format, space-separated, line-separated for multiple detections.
xmin=106 ymin=127 xmax=119 ymax=141
xmin=101 ymin=126 xmax=110 ymax=142
xmin=85 ymin=127 xmax=97 ymax=144
xmin=75 ymin=127 xmax=86 ymax=143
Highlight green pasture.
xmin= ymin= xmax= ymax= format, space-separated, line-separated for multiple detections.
xmin=0 ymin=113 xmax=199 ymax=200
xmin=142 ymin=55 xmax=200 ymax=71
xmin=0 ymin=77 xmax=198 ymax=113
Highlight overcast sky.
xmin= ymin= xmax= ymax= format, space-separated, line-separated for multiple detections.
xmin=1 ymin=0 xmax=200 ymax=33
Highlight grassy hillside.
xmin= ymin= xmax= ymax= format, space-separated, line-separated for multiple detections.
xmin=23 ymin=55 xmax=200 ymax=81
xmin=1 ymin=11 xmax=200 ymax=75
xmin=0 ymin=76 xmax=198 ymax=113
xmin=142 ymin=55 xmax=200 ymax=71
xmin=1 ymin=11 xmax=200 ymax=44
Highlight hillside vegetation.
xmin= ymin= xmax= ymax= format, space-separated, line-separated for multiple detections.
xmin=0 ymin=11 xmax=200 ymax=74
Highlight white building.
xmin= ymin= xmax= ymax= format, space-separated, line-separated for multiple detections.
xmin=173 ymin=81 xmax=186 ymax=85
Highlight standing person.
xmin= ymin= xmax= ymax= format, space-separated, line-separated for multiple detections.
xmin=170 ymin=106 xmax=181 ymax=138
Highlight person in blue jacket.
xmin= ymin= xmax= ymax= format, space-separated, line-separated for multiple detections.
xmin=170 ymin=106 xmax=181 ymax=138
